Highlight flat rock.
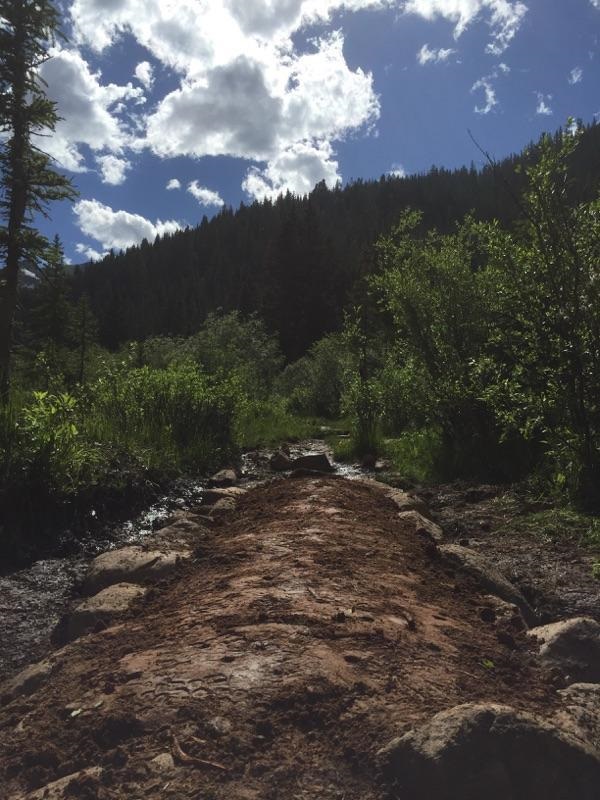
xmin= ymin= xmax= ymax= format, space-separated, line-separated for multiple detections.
xmin=202 ymin=486 xmax=247 ymax=505
xmin=207 ymin=468 xmax=239 ymax=488
xmin=18 ymin=767 xmax=103 ymax=800
xmin=439 ymin=544 xmax=536 ymax=626
xmin=0 ymin=658 xmax=55 ymax=704
xmin=527 ymin=617 xmax=600 ymax=683
xmin=387 ymin=489 xmax=432 ymax=518
xmin=290 ymin=453 xmax=334 ymax=472
xmin=398 ymin=510 xmax=444 ymax=542
xmin=54 ymin=583 xmax=148 ymax=644
xmin=377 ymin=703 xmax=600 ymax=800
xmin=555 ymin=683 xmax=600 ymax=752
xmin=83 ymin=546 xmax=191 ymax=595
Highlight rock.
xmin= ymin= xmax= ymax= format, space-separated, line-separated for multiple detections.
xmin=83 ymin=546 xmax=191 ymax=595
xmin=398 ymin=510 xmax=444 ymax=543
xmin=555 ymin=683 xmax=600 ymax=752
xmin=270 ymin=451 xmax=292 ymax=471
xmin=150 ymin=752 xmax=176 ymax=773
xmin=53 ymin=583 xmax=147 ymax=644
xmin=207 ymin=468 xmax=238 ymax=488
xmin=290 ymin=453 xmax=334 ymax=472
xmin=210 ymin=496 xmax=237 ymax=514
xmin=439 ymin=544 xmax=536 ymax=626
xmin=21 ymin=767 xmax=103 ymax=799
xmin=202 ymin=486 xmax=247 ymax=505
xmin=377 ymin=703 xmax=600 ymax=800
xmin=0 ymin=658 xmax=55 ymax=704
xmin=527 ymin=617 xmax=600 ymax=683
xmin=388 ymin=489 xmax=432 ymax=518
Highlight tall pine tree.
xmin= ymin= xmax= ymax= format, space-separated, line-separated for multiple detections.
xmin=0 ymin=0 xmax=76 ymax=400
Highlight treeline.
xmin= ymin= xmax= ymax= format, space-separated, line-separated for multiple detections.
xmin=70 ymin=122 xmax=600 ymax=361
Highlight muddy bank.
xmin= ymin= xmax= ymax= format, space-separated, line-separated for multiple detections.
xmin=0 ymin=441 xmax=359 ymax=683
xmin=0 ymin=476 xmax=564 ymax=799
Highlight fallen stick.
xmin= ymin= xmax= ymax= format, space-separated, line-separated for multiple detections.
xmin=171 ymin=732 xmax=228 ymax=772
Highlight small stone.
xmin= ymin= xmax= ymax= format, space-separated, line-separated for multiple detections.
xmin=398 ymin=510 xmax=444 ymax=543
xmin=150 ymin=753 xmax=175 ymax=773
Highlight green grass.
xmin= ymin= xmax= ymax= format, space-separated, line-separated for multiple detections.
xmin=234 ymin=399 xmax=329 ymax=449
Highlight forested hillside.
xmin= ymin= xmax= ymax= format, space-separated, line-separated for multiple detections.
xmin=71 ymin=123 xmax=600 ymax=360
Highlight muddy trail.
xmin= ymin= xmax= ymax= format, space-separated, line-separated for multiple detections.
xmin=2 ymin=474 xmax=599 ymax=799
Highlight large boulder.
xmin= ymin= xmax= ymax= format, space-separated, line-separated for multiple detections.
xmin=82 ymin=546 xmax=191 ymax=595
xmin=377 ymin=703 xmax=600 ymax=800
xmin=290 ymin=453 xmax=334 ymax=473
xmin=527 ymin=617 xmax=600 ymax=683
xmin=53 ymin=583 xmax=147 ymax=644
xmin=439 ymin=544 xmax=536 ymax=626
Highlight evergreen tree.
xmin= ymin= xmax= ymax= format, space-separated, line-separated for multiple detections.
xmin=0 ymin=0 xmax=76 ymax=400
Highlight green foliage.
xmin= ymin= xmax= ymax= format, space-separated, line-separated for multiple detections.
xmin=276 ymin=333 xmax=350 ymax=418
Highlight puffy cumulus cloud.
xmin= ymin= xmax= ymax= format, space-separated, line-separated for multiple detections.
xmin=144 ymin=33 xmax=378 ymax=164
xmin=70 ymin=1 xmax=381 ymax=197
xmin=76 ymin=243 xmax=108 ymax=262
xmin=242 ymin=141 xmax=340 ymax=201
xmin=96 ymin=154 xmax=131 ymax=185
xmin=134 ymin=61 xmax=154 ymax=89
xmin=471 ymin=76 xmax=498 ymax=114
xmin=187 ymin=181 xmax=225 ymax=207
xmin=417 ymin=43 xmax=455 ymax=64
xmin=569 ymin=66 xmax=583 ymax=85
xmin=536 ymin=92 xmax=553 ymax=115
xmin=73 ymin=199 xmax=181 ymax=251
xmin=389 ymin=163 xmax=406 ymax=177
xmin=404 ymin=0 xmax=527 ymax=54
xmin=37 ymin=47 xmax=144 ymax=172
xmin=166 ymin=178 xmax=182 ymax=190
xmin=145 ymin=57 xmax=284 ymax=160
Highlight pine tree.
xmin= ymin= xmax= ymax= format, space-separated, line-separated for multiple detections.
xmin=0 ymin=0 xmax=76 ymax=400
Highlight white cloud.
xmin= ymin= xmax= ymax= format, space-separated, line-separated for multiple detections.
xmin=67 ymin=0 xmax=525 ymax=201
xmin=242 ymin=140 xmax=340 ymax=200
xmin=37 ymin=47 xmax=145 ymax=172
xmin=471 ymin=76 xmax=498 ymax=114
xmin=96 ymin=154 xmax=131 ymax=185
xmin=166 ymin=178 xmax=182 ymax=190
xmin=536 ymin=92 xmax=553 ymax=115
xmin=134 ymin=61 xmax=154 ymax=90
xmin=389 ymin=163 xmax=406 ymax=177
xmin=591 ymin=0 xmax=599 ymax=8
xmin=498 ymin=62 xmax=510 ymax=73
xmin=76 ymin=243 xmax=108 ymax=262
xmin=569 ymin=66 xmax=583 ymax=85
xmin=69 ymin=2 xmax=380 ymax=198
xmin=73 ymin=199 xmax=182 ymax=251
xmin=404 ymin=1 xmax=527 ymax=54
xmin=187 ymin=181 xmax=225 ymax=207
xmin=417 ymin=43 xmax=455 ymax=64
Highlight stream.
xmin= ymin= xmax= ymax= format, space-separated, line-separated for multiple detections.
xmin=0 ymin=439 xmax=363 ymax=683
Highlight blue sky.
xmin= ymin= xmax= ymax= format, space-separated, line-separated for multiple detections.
xmin=34 ymin=0 xmax=600 ymax=264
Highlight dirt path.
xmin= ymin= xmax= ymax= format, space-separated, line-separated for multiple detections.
xmin=0 ymin=476 xmax=560 ymax=799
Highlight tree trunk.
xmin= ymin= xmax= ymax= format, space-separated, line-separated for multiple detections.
xmin=0 ymin=5 xmax=27 ymax=403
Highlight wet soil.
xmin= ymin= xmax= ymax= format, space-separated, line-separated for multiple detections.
xmin=0 ymin=441 xmax=360 ymax=683
xmin=419 ymin=482 xmax=600 ymax=622
xmin=0 ymin=476 xmax=560 ymax=800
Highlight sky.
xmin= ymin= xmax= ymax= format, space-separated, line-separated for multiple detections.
xmin=29 ymin=0 xmax=600 ymax=264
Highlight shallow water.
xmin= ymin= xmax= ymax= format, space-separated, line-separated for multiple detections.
xmin=0 ymin=441 xmax=364 ymax=682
